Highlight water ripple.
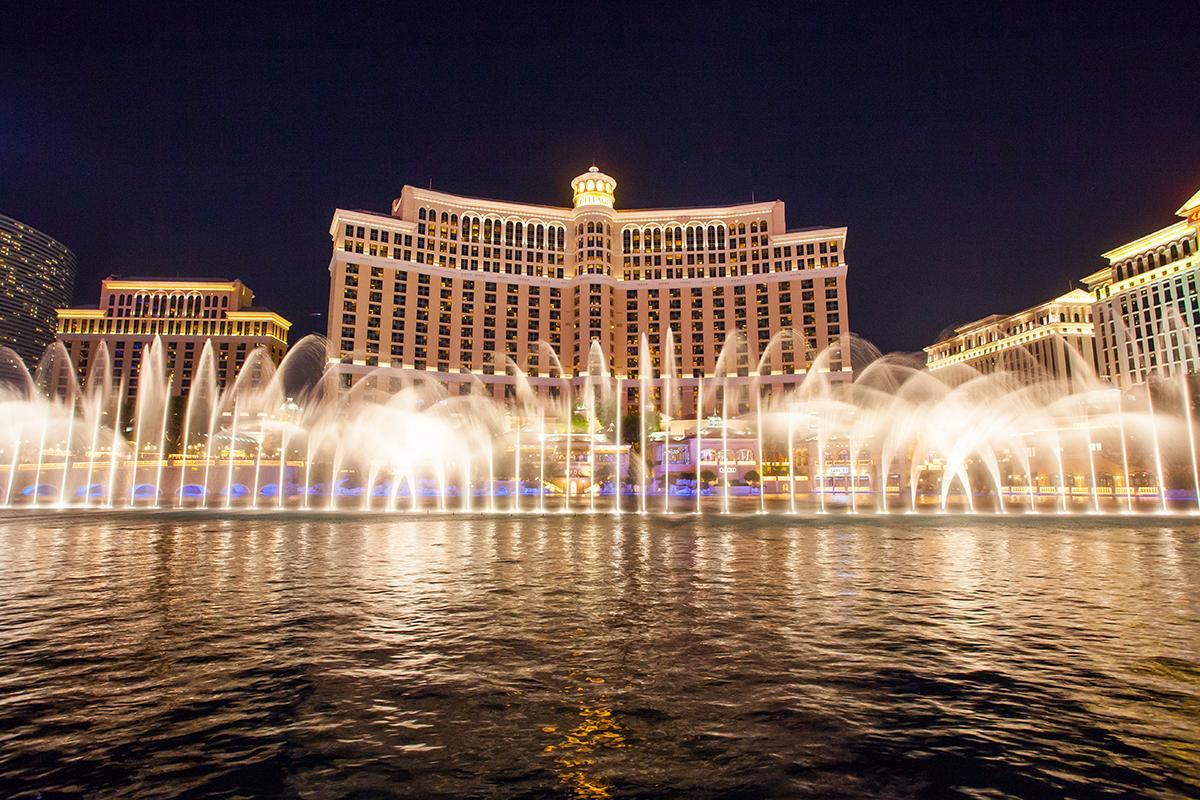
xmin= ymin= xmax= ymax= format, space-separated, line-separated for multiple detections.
xmin=0 ymin=511 xmax=1197 ymax=798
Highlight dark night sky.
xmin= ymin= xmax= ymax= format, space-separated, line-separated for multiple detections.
xmin=2 ymin=2 xmax=1197 ymax=352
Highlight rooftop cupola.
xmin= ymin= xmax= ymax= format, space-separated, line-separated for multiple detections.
xmin=571 ymin=165 xmax=617 ymax=209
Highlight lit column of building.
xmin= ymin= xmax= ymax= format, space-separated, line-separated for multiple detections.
xmin=325 ymin=165 xmax=852 ymax=414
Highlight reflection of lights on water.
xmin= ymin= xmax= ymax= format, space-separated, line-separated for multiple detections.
xmin=544 ymin=679 xmax=626 ymax=800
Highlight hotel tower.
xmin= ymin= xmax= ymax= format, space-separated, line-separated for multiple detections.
xmin=1084 ymin=186 xmax=1200 ymax=387
xmin=0 ymin=213 xmax=77 ymax=366
xmin=326 ymin=166 xmax=851 ymax=414
xmin=56 ymin=277 xmax=291 ymax=398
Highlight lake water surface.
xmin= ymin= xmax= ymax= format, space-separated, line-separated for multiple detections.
xmin=0 ymin=511 xmax=1197 ymax=798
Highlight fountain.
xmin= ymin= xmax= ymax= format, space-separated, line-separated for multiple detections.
xmin=0 ymin=327 xmax=1197 ymax=515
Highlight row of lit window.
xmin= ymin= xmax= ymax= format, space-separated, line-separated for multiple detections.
xmin=416 ymin=210 xmax=568 ymax=252
xmin=1113 ymin=234 xmax=1195 ymax=282
xmin=105 ymin=291 xmax=231 ymax=315
xmin=342 ymin=238 xmax=843 ymax=282
xmin=343 ymin=263 xmax=836 ymax=297
xmin=59 ymin=317 xmax=285 ymax=340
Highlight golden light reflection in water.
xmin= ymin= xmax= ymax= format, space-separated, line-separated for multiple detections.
xmin=1 ymin=513 xmax=1198 ymax=797
xmin=544 ymin=671 xmax=626 ymax=798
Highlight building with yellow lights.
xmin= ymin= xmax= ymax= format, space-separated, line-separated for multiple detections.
xmin=1085 ymin=186 xmax=1200 ymax=387
xmin=326 ymin=165 xmax=851 ymax=414
xmin=56 ymin=277 xmax=291 ymax=396
xmin=924 ymin=289 xmax=1098 ymax=381
xmin=0 ymin=213 xmax=77 ymax=366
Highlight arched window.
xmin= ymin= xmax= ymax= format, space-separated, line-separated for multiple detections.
xmin=418 ymin=208 xmax=427 ymax=220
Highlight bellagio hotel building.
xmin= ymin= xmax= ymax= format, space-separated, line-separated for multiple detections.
xmin=327 ymin=166 xmax=851 ymax=414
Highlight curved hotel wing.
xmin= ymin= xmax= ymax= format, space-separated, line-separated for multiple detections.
xmin=326 ymin=167 xmax=850 ymax=414
xmin=0 ymin=214 xmax=77 ymax=365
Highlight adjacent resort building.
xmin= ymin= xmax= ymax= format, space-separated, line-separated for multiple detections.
xmin=0 ymin=213 xmax=77 ymax=365
xmin=56 ymin=277 xmax=291 ymax=397
xmin=326 ymin=166 xmax=851 ymax=414
xmin=924 ymin=289 xmax=1097 ymax=381
xmin=926 ymin=184 xmax=1200 ymax=388
xmin=1086 ymin=187 xmax=1200 ymax=388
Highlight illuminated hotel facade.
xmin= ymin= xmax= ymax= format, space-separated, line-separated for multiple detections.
xmin=56 ymin=277 xmax=291 ymax=396
xmin=326 ymin=166 xmax=851 ymax=413
xmin=1085 ymin=186 xmax=1200 ymax=388
xmin=924 ymin=289 xmax=1098 ymax=381
xmin=0 ymin=213 xmax=77 ymax=365
xmin=926 ymin=183 xmax=1200 ymax=389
